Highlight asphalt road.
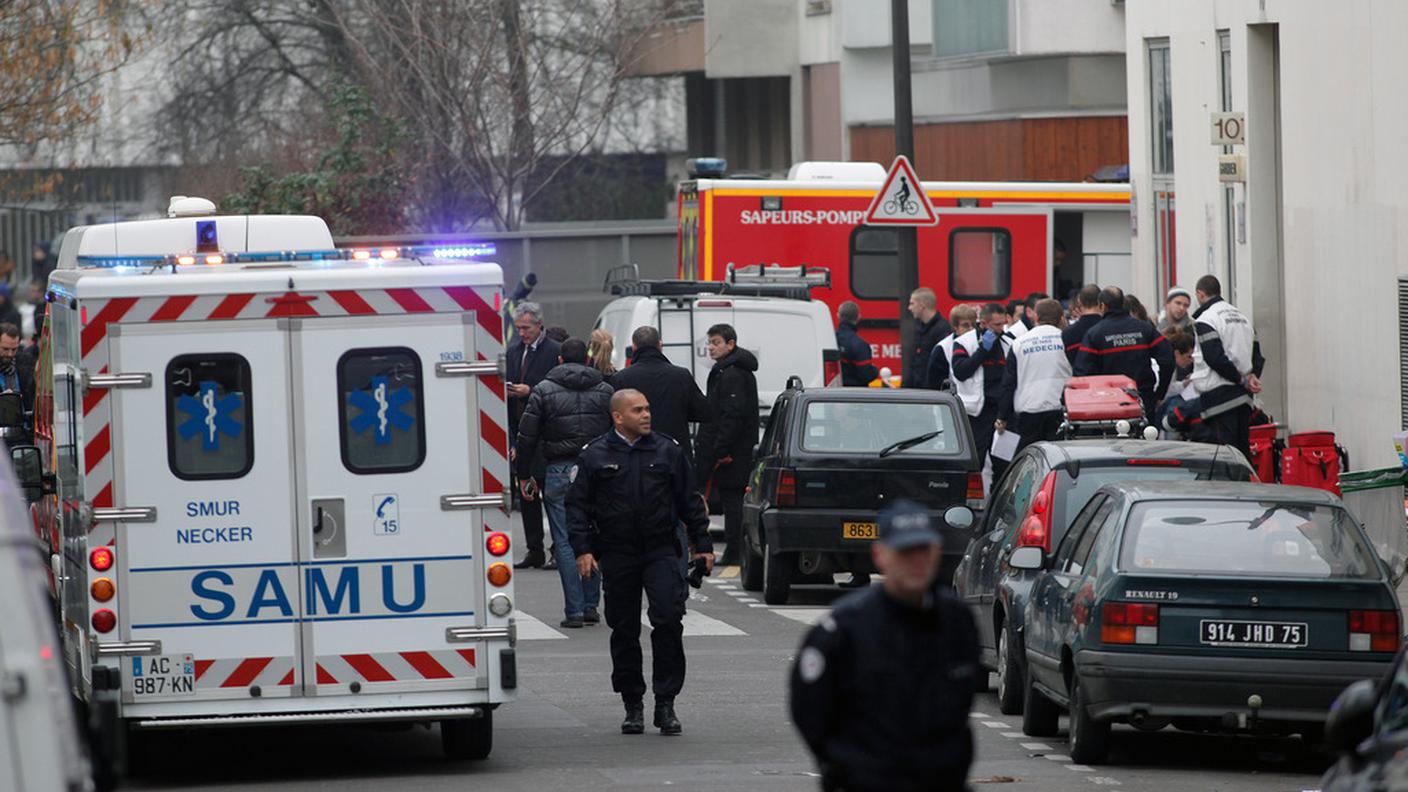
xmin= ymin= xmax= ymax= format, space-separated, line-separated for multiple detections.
xmin=123 ymin=518 xmax=1340 ymax=792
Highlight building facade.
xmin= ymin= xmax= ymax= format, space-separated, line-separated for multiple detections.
xmin=1125 ymin=1 xmax=1408 ymax=466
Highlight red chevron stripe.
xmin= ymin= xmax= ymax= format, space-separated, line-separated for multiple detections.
xmin=456 ymin=649 xmax=476 ymax=668
xmin=83 ymin=367 xmax=108 ymax=415
xmin=329 ymin=290 xmax=376 ymax=315
xmin=482 ymin=469 xmax=504 ymax=494
xmin=220 ymin=657 xmax=273 ymax=688
xmin=80 ymin=297 xmax=139 ymax=357
xmin=150 ymin=295 xmax=197 ymax=321
xmin=84 ymin=426 xmax=110 ymax=475
xmin=316 ymin=664 xmax=338 ymax=684
xmin=194 ymin=659 xmax=216 ymax=680
xmin=92 ymin=482 xmax=113 ymax=509
xmin=386 ymin=288 xmax=433 ymax=313
xmin=443 ymin=286 xmax=504 ymax=344
xmin=209 ymin=293 xmax=256 ymax=319
xmin=480 ymin=411 xmax=507 ymax=458
xmin=400 ymin=651 xmax=453 ymax=680
xmin=343 ymin=653 xmax=395 ymax=682
xmin=277 ymin=669 xmax=295 ymax=686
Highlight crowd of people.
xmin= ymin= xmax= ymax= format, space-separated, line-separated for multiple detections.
xmin=837 ymin=276 xmax=1266 ymax=483
xmin=505 ymin=301 xmax=761 ymax=736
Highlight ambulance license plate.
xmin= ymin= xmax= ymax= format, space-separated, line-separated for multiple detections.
xmin=841 ymin=522 xmax=878 ymax=540
xmin=129 ymin=654 xmax=197 ymax=698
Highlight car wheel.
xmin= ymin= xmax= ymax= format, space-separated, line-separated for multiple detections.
xmin=996 ymin=621 xmax=1024 ymax=716
xmin=740 ymin=530 xmax=764 ymax=592
xmin=1068 ymin=675 xmax=1110 ymax=765
xmin=1021 ymin=675 xmax=1060 ymax=737
xmin=442 ymin=710 xmax=493 ymax=760
xmin=763 ymin=546 xmax=794 ymax=605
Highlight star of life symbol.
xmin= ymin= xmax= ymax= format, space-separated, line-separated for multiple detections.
xmin=176 ymin=381 xmax=243 ymax=451
xmin=348 ymin=375 xmax=415 ymax=444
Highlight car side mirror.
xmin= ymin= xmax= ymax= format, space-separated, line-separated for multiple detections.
xmin=10 ymin=445 xmax=54 ymax=501
xmin=944 ymin=505 xmax=975 ymax=532
xmin=1325 ymin=679 xmax=1378 ymax=754
xmin=1008 ymin=546 xmax=1045 ymax=571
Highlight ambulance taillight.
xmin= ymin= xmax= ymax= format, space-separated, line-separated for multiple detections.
xmin=89 ymin=547 xmax=114 ymax=571
xmin=90 ymin=578 xmax=115 ymax=602
xmin=487 ymin=563 xmax=512 ymax=587
xmin=486 ymin=532 xmax=510 ymax=557
xmin=91 ymin=609 xmax=116 ymax=633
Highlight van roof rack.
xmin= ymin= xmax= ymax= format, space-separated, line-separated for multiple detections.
xmin=603 ymin=262 xmax=829 ymax=300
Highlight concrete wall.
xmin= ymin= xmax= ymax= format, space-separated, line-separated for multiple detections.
xmin=1015 ymin=0 xmax=1126 ymax=55
xmin=704 ymin=0 xmax=799 ymax=77
xmin=1125 ymin=0 xmax=1408 ymax=467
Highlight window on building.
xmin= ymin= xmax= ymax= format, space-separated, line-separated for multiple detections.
xmin=1148 ymin=40 xmax=1174 ymax=175
xmin=338 ymin=348 xmax=425 ymax=474
xmin=849 ymin=226 xmax=899 ymax=300
xmin=166 ymin=354 xmax=254 ymax=480
xmin=933 ymin=0 xmax=1008 ymax=58
xmin=949 ymin=228 xmax=1011 ymax=300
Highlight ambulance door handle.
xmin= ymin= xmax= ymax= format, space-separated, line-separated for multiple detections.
xmin=311 ymin=498 xmax=346 ymax=558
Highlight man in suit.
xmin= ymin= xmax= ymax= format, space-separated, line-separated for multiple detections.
xmin=609 ymin=325 xmax=712 ymax=460
xmin=506 ymin=301 xmax=563 ymax=569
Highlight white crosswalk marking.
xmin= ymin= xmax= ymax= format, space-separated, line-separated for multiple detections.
xmin=515 ymin=612 xmax=569 ymax=641
xmin=641 ymin=609 xmax=747 ymax=636
xmin=768 ymin=608 xmax=832 ymax=625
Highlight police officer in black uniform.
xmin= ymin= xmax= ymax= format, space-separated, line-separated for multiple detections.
xmin=1074 ymin=286 xmax=1174 ymax=418
xmin=790 ymin=500 xmax=980 ymax=792
xmin=567 ymin=388 xmax=714 ymax=736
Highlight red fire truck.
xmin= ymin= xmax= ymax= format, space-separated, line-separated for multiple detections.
xmin=676 ymin=161 xmax=1132 ymax=376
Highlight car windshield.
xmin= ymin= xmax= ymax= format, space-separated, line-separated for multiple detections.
xmin=1119 ymin=500 xmax=1380 ymax=579
xmin=801 ymin=400 xmax=961 ymax=456
xmin=1059 ymin=464 xmax=1246 ymax=528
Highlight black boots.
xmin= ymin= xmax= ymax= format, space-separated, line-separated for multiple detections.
xmin=621 ymin=700 xmax=645 ymax=735
xmin=622 ymin=699 xmax=681 ymax=735
xmin=513 ymin=552 xmax=544 ymax=569
xmin=654 ymin=700 xmax=682 ymax=736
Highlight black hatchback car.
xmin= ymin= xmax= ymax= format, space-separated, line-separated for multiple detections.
xmin=739 ymin=385 xmax=977 ymax=604
xmin=1015 ymin=481 xmax=1398 ymax=764
xmin=1320 ymin=647 xmax=1408 ymax=791
xmin=954 ymin=440 xmax=1254 ymax=714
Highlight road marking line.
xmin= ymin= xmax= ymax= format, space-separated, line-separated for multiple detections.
xmin=748 ymin=603 xmax=771 ymax=608
xmin=720 ymin=565 xmax=740 ymax=579
xmin=642 ymin=610 xmax=745 ymax=636
xmin=514 ymin=613 xmax=569 ymax=641
xmin=1001 ymin=732 xmax=1025 ymax=738
xmin=1089 ymin=778 xmax=1121 ymax=786
xmin=1065 ymin=765 xmax=1094 ymax=772
xmin=981 ymin=721 xmax=1009 ymax=728
xmin=769 ymin=608 xmax=832 ymax=625
xmin=723 ymin=590 xmax=750 ymax=597
xmin=969 ymin=712 xmax=990 ymax=718
xmin=1044 ymin=754 xmax=1073 ymax=762
xmin=1020 ymin=742 xmax=1053 ymax=751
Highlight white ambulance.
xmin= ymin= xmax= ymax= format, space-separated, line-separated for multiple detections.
xmin=22 ymin=199 xmax=517 ymax=765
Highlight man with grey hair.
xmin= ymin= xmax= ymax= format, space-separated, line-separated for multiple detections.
xmin=506 ymin=301 xmax=562 ymax=569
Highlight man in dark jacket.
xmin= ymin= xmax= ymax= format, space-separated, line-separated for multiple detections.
xmin=516 ymin=338 xmax=613 ymax=628
xmin=903 ymin=287 xmax=951 ymax=388
xmin=790 ymin=500 xmax=980 ymax=792
xmin=1074 ymin=287 xmax=1174 ymax=419
xmin=951 ymin=303 xmax=1011 ymax=482
xmin=1062 ymin=284 xmax=1103 ymax=365
xmin=694 ymin=323 xmax=759 ymax=567
xmin=569 ymin=389 xmax=713 ymax=736
xmin=609 ymin=325 xmax=713 ymax=460
xmin=836 ymin=301 xmax=879 ymax=386
xmin=505 ymin=302 xmax=562 ymax=569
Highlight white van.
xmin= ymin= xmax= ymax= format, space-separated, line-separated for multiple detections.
xmin=1 ymin=449 xmax=94 ymax=791
xmin=595 ymin=265 xmax=840 ymax=417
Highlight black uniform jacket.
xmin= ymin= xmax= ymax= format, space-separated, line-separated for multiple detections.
xmin=694 ymin=347 xmax=759 ymax=491
xmin=905 ymin=313 xmax=953 ymax=388
xmin=608 ymin=345 xmax=712 ymax=460
xmin=566 ymin=430 xmax=712 ymax=558
xmin=1073 ymin=310 xmax=1173 ymax=399
xmin=515 ymin=363 xmax=613 ymax=475
xmin=790 ymin=585 xmax=980 ymax=792
xmin=836 ymin=321 xmax=879 ymax=386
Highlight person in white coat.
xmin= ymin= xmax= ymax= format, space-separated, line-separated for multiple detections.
xmin=997 ymin=299 xmax=1072 ymax=451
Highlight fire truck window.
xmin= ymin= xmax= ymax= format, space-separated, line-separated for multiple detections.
xmin=338 ymin=348 xmax=425 ymax=474
xmin=949 ymin=228 xmax=1012 ymax=300
xmin=165 ymin=354 xmax=254 ymax=480
xmin=849 ymin=227 xmax=899 ymax=300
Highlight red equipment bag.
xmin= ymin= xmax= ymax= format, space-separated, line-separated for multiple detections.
xmin=1063 ymin=375 xmax=1144 ymax=422
xmin=1280 ymin=431 xmax=1346 ymax=495
xmin=1247 ymin=424 xmax=1280 ymax=483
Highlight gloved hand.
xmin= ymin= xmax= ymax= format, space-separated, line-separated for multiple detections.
xmin=980 ymin=329 xmax=997 ymax=351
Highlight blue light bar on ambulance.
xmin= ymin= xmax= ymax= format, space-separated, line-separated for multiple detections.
xmin=426 ymin=243 xmax=497 ymax=259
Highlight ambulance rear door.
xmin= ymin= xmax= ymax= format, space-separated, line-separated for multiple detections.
xmin=111 ymin=319 xmax=301 ymax=704
xmin=926 ymin=206 xmax=1053 ymax=306
xmin=288 ymin=311 xmax=490 ymax=696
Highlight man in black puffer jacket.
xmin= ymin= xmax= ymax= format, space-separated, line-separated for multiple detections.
xmin=694 ymin=323 xmax=759 ymax=567
xmin=516 ymin=338 xmax=614 ymax=628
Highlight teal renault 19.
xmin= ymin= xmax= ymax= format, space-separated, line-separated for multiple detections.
xmin=1012 ymin=481 xmax=1399 ymax=765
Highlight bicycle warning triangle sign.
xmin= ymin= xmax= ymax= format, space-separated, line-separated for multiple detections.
xmin=864 ymin=155 xmax=939 ymax=226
